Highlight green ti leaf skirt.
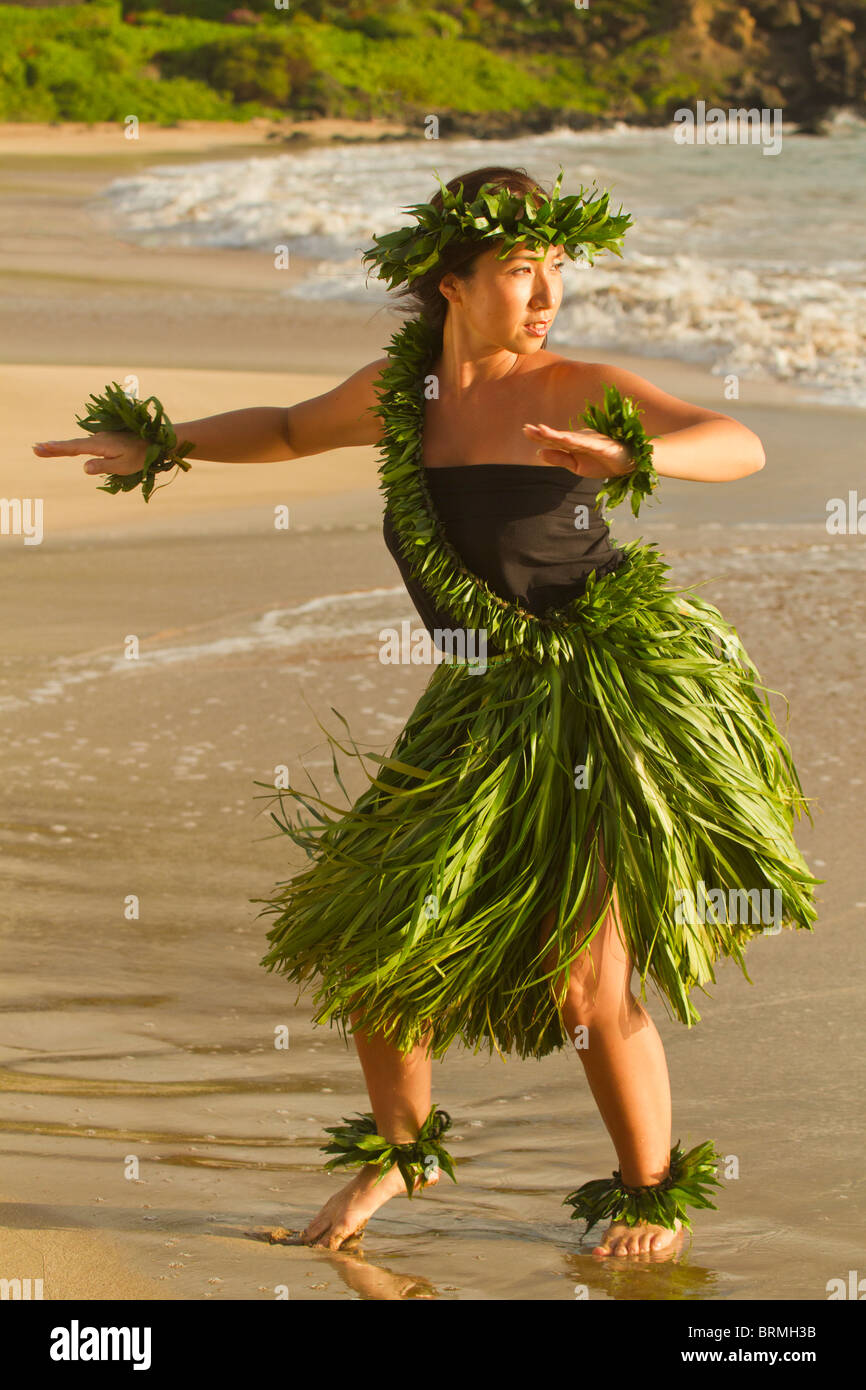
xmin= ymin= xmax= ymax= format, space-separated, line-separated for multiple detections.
xmin=252 ymin=539 xmax=820 ymax=1061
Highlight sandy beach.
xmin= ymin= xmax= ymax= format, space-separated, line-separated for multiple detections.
xmin=1 ymin=124 xmax=864 ymax=1303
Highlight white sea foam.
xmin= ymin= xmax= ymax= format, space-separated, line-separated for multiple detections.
xmin=91 ymin=127 xmax=866 ymax=406
xmin=3 ymin=546 xmax=859 ymax=707
xmin=0 ymin=587 xmax=409 ymax=711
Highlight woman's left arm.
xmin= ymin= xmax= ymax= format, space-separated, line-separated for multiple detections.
xmin=527 ymin=362 xmax=766 ymax=483
xmin=592 ymin=363 xmax=765 ymax=482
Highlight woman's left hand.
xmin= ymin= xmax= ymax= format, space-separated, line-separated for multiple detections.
xmin=522 ymin=422 xmax=634 ymax=478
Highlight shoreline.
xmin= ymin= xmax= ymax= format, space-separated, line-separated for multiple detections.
xmin=0 ymin=118 xmax=417 ymax=161
xmin=0 ymin=106 xmax=860 ymax=161
xmin=1 ymin=119 xmax=861 ymax=409
xmin=0 ymin=121 xmax=861 ymax=540
xmin=1 ymin=476 xmax=861 ymax=1301
xmin=9 ymin=361 xmax=864 ymax=540
xmin=1 ymin=121 xmax=863 ymax=1304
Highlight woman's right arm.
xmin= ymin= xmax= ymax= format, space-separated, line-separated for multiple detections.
xmin=31 ymin=356 xmax=390 ymax=475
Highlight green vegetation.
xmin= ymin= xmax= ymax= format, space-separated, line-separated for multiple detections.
xmin=1 ymin=0 xmax=863 ymax=128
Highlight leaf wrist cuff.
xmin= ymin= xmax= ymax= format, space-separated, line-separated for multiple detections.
xmin=75 ymin=381 xmax=194 ymax=503
xmin=581 ymin=384 xmax=660 ymax=519
xmin=563 ymin=1139 xmax=724 ymax=1233
xmin=321 ymin=1104 xmax=457 ymax=1199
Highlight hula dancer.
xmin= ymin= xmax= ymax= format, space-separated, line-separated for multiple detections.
xmin=33 ymin=165 xmax=820 ymax=1259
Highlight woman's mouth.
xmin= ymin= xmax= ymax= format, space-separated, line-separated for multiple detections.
xmin=523 ymin=321 xmax=551 ymax=337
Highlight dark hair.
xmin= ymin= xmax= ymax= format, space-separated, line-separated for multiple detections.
xmin=393 ymin=165 xmax=552 ymax=347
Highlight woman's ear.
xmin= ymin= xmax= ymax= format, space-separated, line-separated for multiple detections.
xmin=437 ymin=272 xmax=459 ymax=307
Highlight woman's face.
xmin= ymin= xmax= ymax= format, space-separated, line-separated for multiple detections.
xmin=440 ymin=240 xmax=567 ymax=354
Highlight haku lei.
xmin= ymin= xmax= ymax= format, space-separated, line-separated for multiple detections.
xmin=362 ymin=166 xmax=632 ymax=290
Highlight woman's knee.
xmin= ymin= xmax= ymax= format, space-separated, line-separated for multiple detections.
xmin=538 ymin=886 xmax=633 ymax=1023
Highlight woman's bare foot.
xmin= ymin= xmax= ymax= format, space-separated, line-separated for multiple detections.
xmin=301 ymin=1163 xmax=440 ymax=1251
xmin=592 ymin=1216 xmax=683 ymax=1258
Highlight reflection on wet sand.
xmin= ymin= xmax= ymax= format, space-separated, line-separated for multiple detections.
xmin=1 ymin=517 xmax=861 ymax=1299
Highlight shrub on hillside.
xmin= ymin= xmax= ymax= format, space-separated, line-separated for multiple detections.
xmin=156 ymin=28 xmax=324 ymax=109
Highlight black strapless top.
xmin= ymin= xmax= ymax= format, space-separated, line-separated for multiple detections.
xmin=383 ymin=463 xmax=626 ymax=652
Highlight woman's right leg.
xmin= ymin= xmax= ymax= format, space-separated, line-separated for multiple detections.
xmin=539 ymin=836 xmax=680 ymax=1257
xmin=301 ymin=1013 xmax=437 ymax=1250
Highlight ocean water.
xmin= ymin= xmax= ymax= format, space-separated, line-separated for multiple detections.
xmin=1 ymin=516 xmax=862 ymax=1299
xmin=91 ymin=120 xmax=866 ymax=407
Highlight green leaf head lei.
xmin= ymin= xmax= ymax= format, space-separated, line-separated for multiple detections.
xmin=361 ymin=166 xmax=633 ymax=290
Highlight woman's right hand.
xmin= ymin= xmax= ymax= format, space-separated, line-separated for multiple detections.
xmin=32 ymin=431 xmax=149 ymax=477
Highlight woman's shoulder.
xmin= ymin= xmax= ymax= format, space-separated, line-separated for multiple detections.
xmin=541 ymin=350 xmax=731 ymax=435
xmin=518 ymin=352 xmax=629 ymax=424
xmin=542 ymin=351 xmax=641 ymax=406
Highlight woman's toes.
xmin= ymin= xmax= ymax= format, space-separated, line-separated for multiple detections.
xmin=328 ymin=1222 xmax=365 ymax=1251
xmin=310 ymin=1227 xmax=336 ymax=1249
xmin=593 ymin=1217 xmax=683 ymax=1257
xmin=655 ymin=1218 xmax=682 ymax=1249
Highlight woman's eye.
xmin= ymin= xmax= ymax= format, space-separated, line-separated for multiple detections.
xmin=512 ymin=264 xmax=565 ymax=275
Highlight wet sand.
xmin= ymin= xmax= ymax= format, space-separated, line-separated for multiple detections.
xmin=0 ymin=127 xmax=864 ymax=1302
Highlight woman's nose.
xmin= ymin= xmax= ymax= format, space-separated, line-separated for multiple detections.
xmin=530 ymin=278 xmax=558 ymax=308
xmin=530 ymin=288 xmax=556 ymax=309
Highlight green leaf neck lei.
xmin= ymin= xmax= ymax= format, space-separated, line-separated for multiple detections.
xmin=373 ymin=314 xmax=660 ymax=665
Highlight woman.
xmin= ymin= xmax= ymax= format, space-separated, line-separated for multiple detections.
xmin=32 ymin=165 xmax=819 ymax=1261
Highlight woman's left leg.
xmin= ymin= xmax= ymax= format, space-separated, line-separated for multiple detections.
xmin=539 ymin=847 xmax=682 ymax=1257
xmin=300 ymin=1012 xmax=437 ymax=1251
